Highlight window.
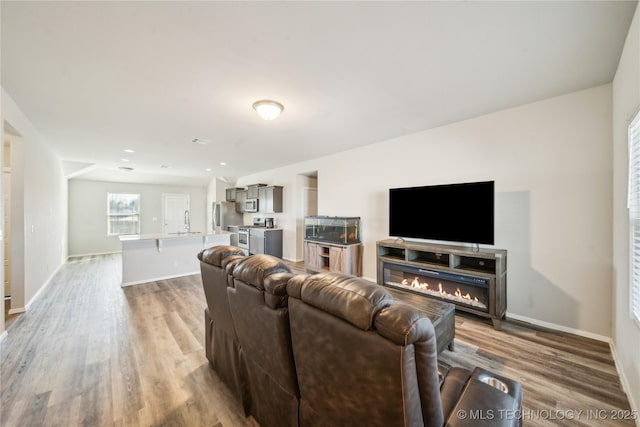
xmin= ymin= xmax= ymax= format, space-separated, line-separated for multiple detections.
xmin=628 ymin=110 xmax=640 ymax=325
xmin=107 ymin=193 xmax=140 ymax=235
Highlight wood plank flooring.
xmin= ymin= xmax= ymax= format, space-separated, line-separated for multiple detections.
xmin=0 ymin=254 xmax=635 ymax=426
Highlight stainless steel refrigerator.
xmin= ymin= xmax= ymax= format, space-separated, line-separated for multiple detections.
xmin=212 ymin=201 xmax=243 ymax=230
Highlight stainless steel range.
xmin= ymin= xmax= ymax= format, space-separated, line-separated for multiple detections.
xmin=237 ymin=226 xmax=251 ymax=254
xmin=237 ymin=218 xmax=275 ymax=255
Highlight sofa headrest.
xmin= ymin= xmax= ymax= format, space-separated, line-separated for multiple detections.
xmin=232 ymin=254 xmax=292 ymax=290
xmin=198 ymin=245 xmax=245 ymax=267
xmin=374 ymin=303 xmax=435 ymax=346
xmin=264 ymin=272 xmax=296 ymax=309
xmin=290 ymin=272 xmax=393 ymax=331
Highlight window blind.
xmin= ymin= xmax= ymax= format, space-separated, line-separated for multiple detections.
xmin=628 ymin=111 xmax=640 ymax=325
xmin=107 ymin=193 xmax=140 ymax=235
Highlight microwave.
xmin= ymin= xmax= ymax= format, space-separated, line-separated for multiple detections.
xmin=245 ymin=198 xmax=258 ymax=212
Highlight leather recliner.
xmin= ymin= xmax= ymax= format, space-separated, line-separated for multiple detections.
xmin=226 ymin=254 xmax=300 ymax=427
xmin=287 ymin=272 xmax=522 ymax=427
xmin=199 ymin=247 xmax=523 ymax=427
xmin=197 ymin=245 xmax=247 ymax=409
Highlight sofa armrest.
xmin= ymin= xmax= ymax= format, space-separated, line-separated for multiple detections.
xmin=445 ymin=368 xmax=522 ymax=427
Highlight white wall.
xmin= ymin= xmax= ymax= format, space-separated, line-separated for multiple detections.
xmin=236 ymin=84 xmax=613 ymax=338
xmin=68 ymin=180 xmax=207 ymax=256
xmin=1 ymin=88 xmax=68 ymax=315
xmin=612 ymin=4 xmax=640 ymax=415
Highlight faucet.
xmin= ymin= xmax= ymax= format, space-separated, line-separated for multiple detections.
xmin=184 ymin=210 xmax=191 ymax=232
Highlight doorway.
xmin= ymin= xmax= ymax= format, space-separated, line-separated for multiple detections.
xmin=3 ymin=136 xmax=10 ymax=323
xmin=296 ymin=172 xmax=318 ymax=261
xmin=162 ymin=193 xmax=190 ymax=234
xmin=3 ymin=124 xmax=24 ymax=328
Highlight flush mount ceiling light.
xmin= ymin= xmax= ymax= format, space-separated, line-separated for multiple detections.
xmin=252 ymin=100 xmax=284 ymax=120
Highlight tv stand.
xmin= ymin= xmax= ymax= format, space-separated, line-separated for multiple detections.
xmin=376 ymin=239 xmax=507 ymax=330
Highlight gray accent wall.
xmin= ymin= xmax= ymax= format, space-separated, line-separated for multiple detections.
xmin=68 ymin=180 xmax=207 ymax=256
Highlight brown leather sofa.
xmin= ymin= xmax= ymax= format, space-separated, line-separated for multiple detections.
xmin=198 ymin=247 xmax=523 ymax=427
xmin=227 ymin=254 xmax=299 ymax=427
xmin=198 ymin=245 xmax=247 ymax=410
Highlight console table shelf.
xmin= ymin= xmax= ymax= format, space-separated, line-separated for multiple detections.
xmin=376 ymin=239 xmax=507 ymax=329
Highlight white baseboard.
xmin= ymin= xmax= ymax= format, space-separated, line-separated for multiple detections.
xmin=8 ymin=307 xmax=25 ymax=315
xmin=507 ymin=312 xmax=639 ymax=425
xmin=609 ymin=341 xmax=640 ymax=427
xmin=0 ymin=330 xmax=7 ymax=343
xmin=6 ymin=260 xmax=66 ymax=315
xmin=506 ymin=312 xmax=611 ymax=342
xmin=67 ymin=250 xmax=121 ymax=260
xmin=24 ymin=261 xmax=65 ymax=311
xmin=121 ymin=270 xmax=200 ymax=287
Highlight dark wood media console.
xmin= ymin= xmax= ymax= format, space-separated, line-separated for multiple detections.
xmin=376 ymin=239 xmax=507 ymax=330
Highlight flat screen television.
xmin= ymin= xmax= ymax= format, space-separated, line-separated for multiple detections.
xmin=389 ymin=180 xmax=494 ymax=245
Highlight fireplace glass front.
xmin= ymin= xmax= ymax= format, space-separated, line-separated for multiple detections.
xmin=382 ymin=262 xmax=489 ymax=312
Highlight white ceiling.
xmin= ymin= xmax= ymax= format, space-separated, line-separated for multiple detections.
xmin=1 ymin=1 xmax=637 ymax=187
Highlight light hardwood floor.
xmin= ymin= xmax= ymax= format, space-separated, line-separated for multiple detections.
xmin=0 ymin=254 xmax=635 ymax=426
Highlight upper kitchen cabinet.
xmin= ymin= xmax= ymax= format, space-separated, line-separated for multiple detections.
xmin=236 ymin=190 xmax=247 ymax=213
xmin=225 ymin=187 xmax=244 ymax=202
xmin=247 ymin=184 xmax=267 ymax=199
xmin=258 ymin=186 xmax=283 ymax=213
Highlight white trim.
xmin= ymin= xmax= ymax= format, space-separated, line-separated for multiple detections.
xmin=107 ymin=192 xmax=141 ymax=236
xmin=8 ymin=307 xmax=25 ymax=315
xmin=506 ymin=312 xmax=611 ymax=342
xmin=506 ymin=312 xmax=640 ymax=422
xmin=609 ymin=341 xmax=640 ymax=427
xmin=121 ymin=270 xmax=200 ymax=287
xmin=24 ymin=261 xmax=65 ymax=311
xmin=0 ymin=330 xmax=7 ymax=343
xmin=67 ymin=250 xmax=121 ymax=259
xmin=7 ymin=260 xmax=66 ymax=315
xmin=283 ymin=257 xmax=303 ymax=263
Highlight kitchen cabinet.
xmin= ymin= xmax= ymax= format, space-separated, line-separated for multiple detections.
xmin=236 ymin=190 xmax=247 ymax=213
xmin=225 ymin=187 xmax=244 ymax=202
xmin=247 ymin=184 xmax=266 ymax=199
xmin=304 ymin=240 xmax=362 ymax=276
xmin=249 ymin=228 xmax=283 ymax=258
xmin=258 ymin=186 xmax=283 ymax=213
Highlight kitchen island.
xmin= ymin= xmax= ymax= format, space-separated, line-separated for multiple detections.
xmin=119 ymin=230 xmax=233 ymax=286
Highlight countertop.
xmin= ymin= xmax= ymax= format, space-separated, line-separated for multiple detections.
xmin=119 ymin=230 xmax=233 ymax=241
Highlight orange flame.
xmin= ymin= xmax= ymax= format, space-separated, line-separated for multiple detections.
xmin=392 ymin=276 xmax=487 ymax=310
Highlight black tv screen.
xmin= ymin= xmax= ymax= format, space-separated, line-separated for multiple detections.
xmin=389 ymin=181 xmax=494 ymax=245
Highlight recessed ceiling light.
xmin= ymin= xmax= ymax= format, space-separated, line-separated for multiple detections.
xmin=118 ymin=166 xmax=134 ymax=172
xmin=191 ymin=138 xmax=212 ymax=146
xmin=220 ymin=162 xmax=227 ymax=166
xmin=205 ymin=168 xmax=212 ymax=172
xmin=253 ymin=99 xmax=284 ymax=120
xmin=123 ymin=149 xmax=135 ymax=153
xmin=120 ymin=158 xmax=130 ymax=162
xmin=160 ymin=164 xmax=171 ymax=169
